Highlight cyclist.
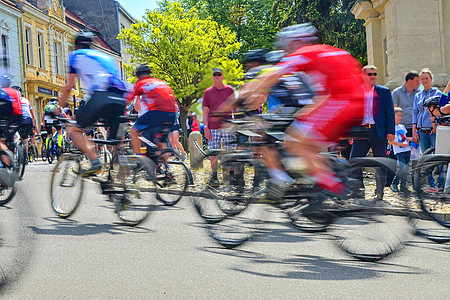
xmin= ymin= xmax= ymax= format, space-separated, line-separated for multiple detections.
xmin=125 ymin=64 xmax=177 ymax=155
xmin=239 ymin=23 xmax=364 ymax=199
xmin=12 ymin=86 xmax=36 ymax=154
xmin=0 ymin=85 xmax=14 ymax=186
xmin=57 ymin=31 xmax=128 ymax=175
xmin=0 ymin=76 xmax=22 ymax=127
xmin=42 ymin=98 xmax=63 ymax=154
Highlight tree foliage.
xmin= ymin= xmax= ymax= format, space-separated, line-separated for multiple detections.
xmin=272 ymin=0 xmax=367 ymax=64
xmin=118 ymin=2 xmax=243 ymax=145
xmin=174 ymin=0 xmax=282 ymax=55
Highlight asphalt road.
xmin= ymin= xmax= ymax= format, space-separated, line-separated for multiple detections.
xmin=0 ymin=161 xmax=449 ymax=299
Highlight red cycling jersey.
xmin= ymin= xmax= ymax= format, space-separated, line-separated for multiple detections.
xmin=3 ymin=87 xmax=22 ymax=116
xmin=126 ymin=77 xmax=177 ymax=113
xmin=277 ymin=44 xmax=363 ymax=100
xmin=277 ymin=44 xmax=364 ymax=144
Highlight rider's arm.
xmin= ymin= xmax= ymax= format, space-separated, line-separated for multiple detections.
xmin=30 ymin=107 xmax=36 ymax=127
xmin=203 ymin=106 xmax=210 ymax=128
xmin=59 ymin=73 xmax=77 ymax=108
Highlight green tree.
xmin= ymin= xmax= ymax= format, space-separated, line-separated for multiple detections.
xmin=118 ymin=2 xmax=243 ymax=146
xmin=272 ymin=0 xmax=367 ymax=64
xmin=173 ymin=0 xmax=282 ymax=55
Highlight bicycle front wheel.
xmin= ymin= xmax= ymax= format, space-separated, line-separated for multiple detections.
xmin=0 ymin=149 xmax=17 ymax=206
xmin=41 ymin=144 xmax=47 ymax=161
xmin=50 ymin=154 xmax=84 ymax=218
xmin=114 ymin=155 xmax=156 ymax=226
xmin=154 ymin=148 xmax=191 ymax=206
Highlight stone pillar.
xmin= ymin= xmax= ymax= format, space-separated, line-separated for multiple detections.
xmin=188 ymin=131 xmax=203 ymax=169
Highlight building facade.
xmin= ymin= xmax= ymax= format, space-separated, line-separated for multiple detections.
xmin=0 ymin=0 xmax=22 ymax=88
xmin=63 ymin=0 xmax=135 ymax=80
xmin=352 ymin=0 xmax=450 ymax=89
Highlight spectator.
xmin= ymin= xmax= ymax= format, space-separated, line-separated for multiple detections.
xmin=392 ymin=71 xmax=420 ymax=137
xmin=350 ymin=65 xmax=395 ymax=200
xmin=389 ymin=107 xmax=412 ymax=193
xmin=202 ymin=67 xmax=235 ymax=185
xmin=412 ymin=68 xmax=443 ymax=192
xmin=191 ymin=113 xmax=200 ymax=132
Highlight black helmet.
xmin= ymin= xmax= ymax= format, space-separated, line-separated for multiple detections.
xmin=265 ymin=50 xmax=286 ymax=64
xmin=11 ymin=86 xmax=22 ymax=93
xmin=75 ymin=31 xmax=95 ymax=47
xmin=423 ymin=95 xmax=440 ymax=108
xmin=243 ymin=49 xmax=268 ymax=64
xmin=135 ymin=64 xmax=151 ymax=76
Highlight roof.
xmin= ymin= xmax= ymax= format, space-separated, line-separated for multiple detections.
xmin=65 ymin=8 xmax=120 ymax=57
xmin=117 ymin=3 xmax=136 ymax=23
xmin=0 ymin=0 xmax=19 ymax=10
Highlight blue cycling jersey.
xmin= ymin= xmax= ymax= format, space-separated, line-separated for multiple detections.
xmin=68 ymin=49 xmax=127 ymax=94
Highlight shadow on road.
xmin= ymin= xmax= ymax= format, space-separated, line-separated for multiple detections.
xmin=200 ymin=247 xmax=426 ymax=281
xmin=29 ymin=217 xmax=153 ymax=236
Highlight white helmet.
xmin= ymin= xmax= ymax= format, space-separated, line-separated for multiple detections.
xmin=275 ymin=23 xmax=318 ymax=50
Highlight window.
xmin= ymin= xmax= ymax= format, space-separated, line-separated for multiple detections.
xmin=37 ymin=31 xmax=45 ymax=69
xmin=24 ymin=27 xmax=33 ymax=65
xmin=54 ymin=41 xmax=62 ymax=75
xmin=1 ymin=35 xmax=9 ymax=70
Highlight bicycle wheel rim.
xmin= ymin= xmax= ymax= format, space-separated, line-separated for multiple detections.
xmin=50 ymin=154 xmax=84 ymax=218
xmin=0 ymin=149 xmax=17 ymax=205
xmin=115 ymin=155 xmax=156 ymax=226
xmin=154 ymin=148 xmax=189 ymax=206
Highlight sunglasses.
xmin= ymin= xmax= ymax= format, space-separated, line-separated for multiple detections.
xmin=213 ymin=73 xmax=223 ymax=77
xmin=367 ymin=72 xmax=377 ymax=77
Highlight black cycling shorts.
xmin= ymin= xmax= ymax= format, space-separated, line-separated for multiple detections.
xmin=76 ymin=91 xmax=126 ymax=140
xmin=19 ymin=121 xmax=33 ymax=139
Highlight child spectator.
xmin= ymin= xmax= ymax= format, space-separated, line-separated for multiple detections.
xmin=390 ymin=107 xmax=412 ymax=193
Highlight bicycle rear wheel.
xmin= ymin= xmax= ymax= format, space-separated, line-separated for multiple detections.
xmin=0 ymin=149 xmax=17 ymax=206
xmin=114 ymin=155 xmax=156 ymax=226
xmin=41 ymin=144 xmax=47 ymax=162
xmin=154 ymin=148 xmax=191 ymax=206
xmin=12 ymin=142 xmax=26 ymax=180
xmin=50 ymin=154 xmax=84 ymax=218
xmin=328 ymin=158 xmax=412 ymax=261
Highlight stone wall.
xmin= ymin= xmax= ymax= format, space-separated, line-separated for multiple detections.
xmin=352 ymin=0 xmax=450 ymax=89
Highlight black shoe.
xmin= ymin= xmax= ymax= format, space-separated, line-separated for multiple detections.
xmin=208 ymin=177 xmax=220 ymax=187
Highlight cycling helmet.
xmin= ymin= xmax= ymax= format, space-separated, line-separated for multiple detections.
xmin=135 ymin=64 xmax=151 ymax=77
xmin=49 ymin=97 xmax=59 ymax=104
xmin=275 ymin=23 xmax=318 ymax=50
xmin=0 ymin=75 xmax=11 ymax=88
xmin=75 ymin=31 xmax=95 ymax=47
xmin=423 ymin=95 xmax=440 ymax=108
xmin=265 ymin=50 xmax=286 ymax=64
xmin=11 ymin=86 xmax=22 ymax=93
xmin=243 ymin=49 xmax=268 ymax=64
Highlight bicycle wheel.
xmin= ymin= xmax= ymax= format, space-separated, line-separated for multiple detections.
xmin=154 ymin=148 xmax=191 ymax=206
xmin=414 ymin=154 xmax=450 ymax=228
xmin=33 ymin=146 xmax=39 ymax=161
xmin=41 ymin=143 xmax=47 ymax=161
xmin=0 ymin=149 xmax=18 ymax=206
xmin=50 ymin=154 xmax=84 ymax=218
xmin=13 ymin=142 xmax=26 ymax=180
xmin=328 ymin=157 xmax=412 ymax=262
xmin=114 ymin=155 xmax=156 ymax=226
xmin=48 ymin=148 xmax=54 ymax=164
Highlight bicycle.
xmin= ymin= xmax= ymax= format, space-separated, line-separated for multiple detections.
xmin=191 ymin=112 xmax=412 ymax=262
xmin=0 ymin=120 xmax=20 ymax=205
xmin=50 ymin=115 xmax=157 ymax=226
xmin=27 ymin=136 xmax=39 ymax=162
xmin=137 ymin=123 xmax=193 ymax=206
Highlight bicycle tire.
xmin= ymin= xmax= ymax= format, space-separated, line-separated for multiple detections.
xmin=13 ymin=142 xmax=26 ymax=180
xmin=41 ymin=144 xmax=47 ymax=161
xmin=327 ymin=157 xmax=412 ymax=262
xmin=50 ymin=154 xmax=84 ymax=218
xmin=154 ymin=148 xmax=191 ymax=206
xmin=413 ymin=154 xmax=450 ymax=228
xmin=33 ymin=146 xmax=39 ymax=161
xmin=48 ymin=148 xmax=54 ymax=164
xmin=0 ymin=149 xmax=18 ymax=206
xmin=113 ymin=155 xmax=156 ymax=226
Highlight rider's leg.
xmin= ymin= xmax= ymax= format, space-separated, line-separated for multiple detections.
xmin=130 ymin=126 xmax=142 ymax=155
xmin=71 ymin=126 xmax=97 ymax=160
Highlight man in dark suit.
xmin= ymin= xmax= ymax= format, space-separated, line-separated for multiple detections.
xmin=350 ymin=65 xmax=395 ymax=199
